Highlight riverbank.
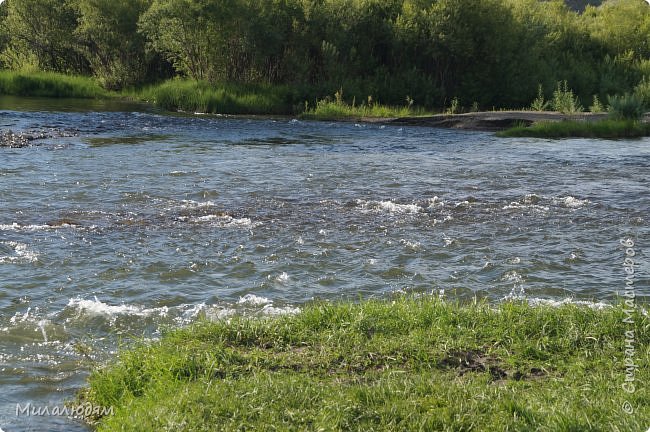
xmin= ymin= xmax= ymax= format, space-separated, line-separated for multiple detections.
xmin=81 ymin=297 xmax=648 ymax=431
xmin=2 ymin=71 xmax=649 ymax=137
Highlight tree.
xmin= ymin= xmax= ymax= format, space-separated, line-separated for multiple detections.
xmin=139 ymin=0 xmax=248 ymax=82
xmin=0 ymin=0 xmax=87 ymax=73
xmin=74 ymin=0 xmax=160 ymax=89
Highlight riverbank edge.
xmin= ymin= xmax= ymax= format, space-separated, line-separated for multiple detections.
xmin=80 ymin=297 xmax=649 ymax=431
xmin=2 ymin=71 xmax=649 ymax=135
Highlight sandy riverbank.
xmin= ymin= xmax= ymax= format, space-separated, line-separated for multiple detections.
xmin=377 ymin=111 xmax=617 ymax=131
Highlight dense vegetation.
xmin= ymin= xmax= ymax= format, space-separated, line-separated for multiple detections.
xmin=82 ymin=297 xmax=649 ymax=431
xmin=0 ymin=0 xmax=649 ymax=112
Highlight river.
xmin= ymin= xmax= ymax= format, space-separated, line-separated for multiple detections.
xmin=0 ymin=97 xmax=648 ymax=431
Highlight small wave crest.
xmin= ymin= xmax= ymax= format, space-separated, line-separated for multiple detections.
xmin=0 ymin=241 xmax=38 ymax=263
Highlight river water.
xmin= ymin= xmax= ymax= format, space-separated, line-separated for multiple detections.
xmin=0 ymin=97 xmax=648 ymax=431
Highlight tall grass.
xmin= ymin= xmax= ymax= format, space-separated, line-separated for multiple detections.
xmin=133 ymin=79 xmax=297 ymax=115
xmin=608 ymin=93 xmax=646 ymax=120
xmin=498 ymin=119 xmax=650 ymax=138
xmin=301 ymin=90 xmax=428 ymax=120
xmin=0 ymin=70 xmax=107 ymax=98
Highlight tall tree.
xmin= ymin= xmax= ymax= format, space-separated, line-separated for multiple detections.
xmin=1 ymin=0 xmax=87 ymax=73
xmin=74 ymin=0 xmax=158 ymax=89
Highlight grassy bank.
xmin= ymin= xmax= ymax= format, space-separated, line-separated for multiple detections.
xmin=0 ymin=70 xmax=108 ymax=99
xmin=497 ymin=119 xmax=650 ymax=139
xmin=81 ymin=297 xmax=649 ymax=431
xmin=0 ymin=71 xmax=428 ymax=118
xmin=132 ymin=80 xmax=300 ymax=115
xmin=301 ymin=94 xmax=429 ymax=120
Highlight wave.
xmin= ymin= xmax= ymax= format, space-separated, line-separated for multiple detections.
xmin=0 ymin=241 xmax=38 ymax=263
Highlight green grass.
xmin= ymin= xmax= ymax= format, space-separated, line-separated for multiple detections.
xmin=497 ymin=119 xmax=650 ymax=139
xmin=0 ymin=70 xmax=108 ymax=98
xmin=301 ymin=98 xmax=428 ymax=120
xmin=132 ymin=79 xmax=298 ymax=115
xmin=81 ymin=297 xmax=649 ymax=431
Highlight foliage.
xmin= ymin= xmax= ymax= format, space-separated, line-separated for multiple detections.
xmin=0 ymin=70 xmax=107 ymax=98
xmin=0 ymin=0 xmax=648 ymax=108
xmin=74 ymin=0 xmax=161 ymax=89
xmin=81 ymin=296 xmax=650 ymax=431
xmin=0 ymin=0 xmax=88 ymax=73
xmin=551 ymin=81 xmax=583 ymax=114
xmin=301 ymin=91 xmax=424 ymax=120
xmin=134 ymin=79 xmax=296 ymax=114
xmin=445 ymin=97 xmax=461 ymax=115
xmin=530 ymin=84 xmax=549 ymax=111
xmin=633 ymin=77 xmax=650 ymax=109
xmin=607 ymin=93 xmax=646 ymax=121
xmin=498 ymin=119 xmax=650 ymax=139
xmin=589 ymin=94 xmax=604 ymax=113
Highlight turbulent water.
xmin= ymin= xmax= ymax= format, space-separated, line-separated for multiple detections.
xmin=0 ymin=97 xmax=648 ymax=431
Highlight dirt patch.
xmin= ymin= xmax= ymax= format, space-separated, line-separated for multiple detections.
xmin=439 ymin=349 xmax=548 ymax=382
xmin=439 ymin=349 xmax=507 ymax=380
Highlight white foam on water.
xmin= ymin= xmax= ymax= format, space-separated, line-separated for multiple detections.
xmin=261 ymin=304 xmax=300 ymax=315
xmin=0 ymin=241 xmax=39 ymax=263
xmin=377 ymin=200 xmax=420 ymax=214
xmin=0 ymin=222 xmax=89 ymax=232
xmin=553 ymin=196 xmax=590 ymax=209
xmin=400 ymin=239 xmax=422 ymax=251
xmin=426 ymin=196 xmax=445 ymax=209
xmin=67 ymin=297 xmax=169 ymax=318
xmin=238 ymin=294 xmax=272 ymax=306
xmin=502 ymin=193 xmax=550 ymax=212
xmin=186 ymin=214 xmax=260 ymax=228
xmin=502 ymin=202 xmax=549 ymax=212
xmin=357 ymin=199 xmax=421 ymax=214
xmin=506 ymin=257 xmax=521 ymax=265
xmin=501 ymin=270 xmax=524 ymax=284
xmin=177 ymin=200 xmax=218 ymax=210
xmin=525 ymin=297 xmax=611 ymax=310
xmin=275 ymin=272 xmax=290 ymax=283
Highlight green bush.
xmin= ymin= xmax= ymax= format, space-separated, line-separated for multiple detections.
xmin=589 ymin=95 xmax=605 ymax=113
xmin=633 ymin=77 xmax=650 ymax=109
xmin=608 ymin=93 xmax=645 ymax=120
xmin=551 ymin=81 xmax=583 ymax=114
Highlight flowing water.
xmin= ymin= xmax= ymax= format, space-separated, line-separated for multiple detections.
xmin=0 ymin=97 xmax=648 ymax=431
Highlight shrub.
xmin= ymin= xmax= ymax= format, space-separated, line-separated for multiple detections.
xmin=633 ymin=77 xmax=650 ymax=109
xmin=551 ymin=81 xmax=583 ymax=114
xmin=530 ymin=84 xmax=549 ymax=111
xmin=608 ymin=93 xmax=645 ymax=120
xmin=589 ymin=95 xmax=605 ymax=113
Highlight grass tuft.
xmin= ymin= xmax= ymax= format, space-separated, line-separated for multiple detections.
xmin=81 ymin=297 xmax=649 ymax=431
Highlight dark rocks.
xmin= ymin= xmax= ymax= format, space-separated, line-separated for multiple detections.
xmin=0 ymin=128 xmax=79 ymax=148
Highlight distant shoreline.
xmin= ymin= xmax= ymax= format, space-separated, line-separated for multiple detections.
xmin=381 ymin=111 xmax=611 ymax=131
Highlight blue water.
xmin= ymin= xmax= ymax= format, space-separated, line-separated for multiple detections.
xmin=0 ymin=98 xmax=648 ymax=430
